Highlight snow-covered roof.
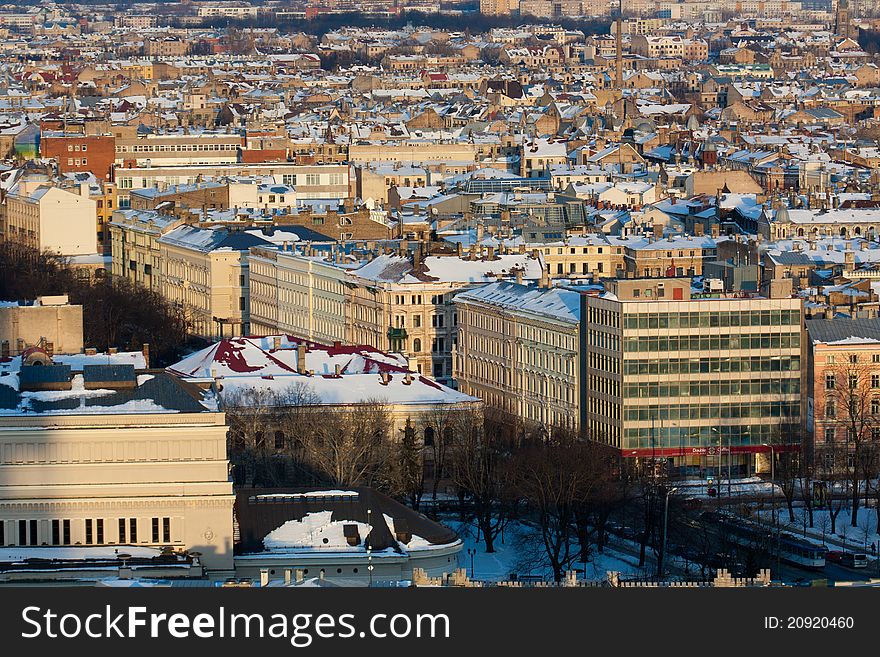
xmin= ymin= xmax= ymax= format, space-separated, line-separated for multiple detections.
xmin=455 ymin=281 xmax=580 ymax=324
xmin=167 ymin=336 xmax=478 ymax=407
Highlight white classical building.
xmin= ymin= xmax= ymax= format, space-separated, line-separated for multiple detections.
xmin=0 ymin=350 xmax=235 ymax=579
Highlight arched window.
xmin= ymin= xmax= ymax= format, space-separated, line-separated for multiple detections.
xmin=413 ymin=338 xmax=421 ymax=352
xmin=274 ymin=430 xmax=285 ymax=450
xmin=424 ymin=426 xmax=435 ymax=446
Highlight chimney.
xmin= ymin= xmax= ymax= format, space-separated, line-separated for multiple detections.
xmin=515 ymin=269 xmax=524 ymax=285
xmin=284 ymin=569 xmax=292 ymax=585
xmin=539 ymin=267 xmax=550 ymax=289
xmin=297 ymin=343 xmax=307 ymax=373
xmin=476 ymin=223 xmax=484 ymax=242
xmin=379 ymin=371 xmax=391 ymax=385
xmin=487 ymin=245 xmax=495 ymax=261
xmin=260 ymin=569 xmax=269 ymax=587
xmin=142 ymin=343 xmax=150 ymax=367
xmin=334 ymin=363 xmax=342 ymax=377
xmin=457 ymin=241 xmax=463 ymax=257
xmin=272 ymin=336 xmax=281 ymax=350
xmin=295 ymin=569 xmax=304 ymax=584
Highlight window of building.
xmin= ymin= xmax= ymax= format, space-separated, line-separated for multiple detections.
xmin=152 ymin=517 xmax=160 ymax=543
xmin=29 ymin=519 xmax=37 ymax=546
xmin=85 ymin=519 xmax=93 ymax=545
xmin=130 ymin=518 xmax=137 ymax=543
xmin=826 ymin=374 xmax=836 ymax=390
xmin=119 ymin=518 xmax=127 ymax=543
xmin=162 ymin=518 xmax=171 ymax=543
xmin=63 ymin=519 xmax=70 ymax=545
xmin=52 ymin=519 xmax=60 ymax=546
xmin=96 ymin=519 xmax=104 ymax=545
xmin=825 ymin=401 xmax=835 ymax=418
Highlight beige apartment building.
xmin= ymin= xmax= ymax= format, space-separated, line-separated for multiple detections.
xmin=109 ymin=209 xmax=180 ymax=290
xmin=158 ymin=225 xmax=271 ymax=339
xmin=115 ymin=133 xmax=242 ymax=168
xmin=247 ymin=249 xmax=543 ymax=385
xmin=583 ymin=278 xmax=805 ymax=476
xmin=0 ymin=361 xmax=234 ymax=574
xmin=114 ymin=163 xmax=351 ymax=207
xmin=540 ymin=235 xmax=626 ymax=280
xmin=454 ymin=281 xmax=580 ymax=430
xmin=248 ymin=245 xmax=349 ymax=344
xmin=348 ymin=142 xmax=477 ymax=167
xmin=5 ymin=182 xmax=97 ymax=256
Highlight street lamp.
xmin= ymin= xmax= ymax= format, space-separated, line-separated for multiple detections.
xmin=710 ymin=427 xmax=721 ymax=507
xmin=367 ymin=508 xmax=373 ymax=587
xmin=762 ymin=443 xmax=776 ymax=486
xmin=467 ymin=548 xmax=476 ymax=579
xmin=658 ymin=486 xmax=680 ymax=580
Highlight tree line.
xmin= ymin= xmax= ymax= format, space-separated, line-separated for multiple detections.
xmin=225 ymin=385 xmax=633 ymax=582
xmin=0 ymin=243 xmax=195 ymax=366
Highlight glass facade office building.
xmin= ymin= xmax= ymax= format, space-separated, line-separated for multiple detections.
xmin=580 ymin=279 xmax=805 ymax=475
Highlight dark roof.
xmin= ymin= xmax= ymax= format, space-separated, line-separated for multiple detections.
xmin=259 ymin=225 xmax=335 ymax=242
xmin=807 ymin=318 xmax=880 ymax=344
xmin=215 ymin=231 xmax=273 ymax=251
xmin=6 ymin=371 xmax=208 ymax=415
xmin=82 ymin=364 xmax=136 ymax=384
xmin=234 ymin=487 xmax=458 ymax=555
xmin=19 ymin=364 xmax=71 ymax=386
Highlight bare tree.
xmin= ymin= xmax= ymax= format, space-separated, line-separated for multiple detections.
xmin=513 ymin=432 xmax=608 ymax=582
xmin=418 ymin=405 xmax=459 ymax=503
xmin=224 ymin=387 xmax=289 ymax=487
xmin=824 ymin=353 xmax=880 ymax=526
xmin=448 ymin=408 xmax=514 ymax=554
xmin=299 ymin=399 xmax=394 ymax=489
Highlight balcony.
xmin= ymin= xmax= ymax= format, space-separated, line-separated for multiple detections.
xmin=387 ymin=327 xmax=408 ymax=340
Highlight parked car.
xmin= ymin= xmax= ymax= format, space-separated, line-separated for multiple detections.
xmin=825 ymin=550 xmax=844 ymax=564
xmin=841 ymin=553 xmax=868 ymax=568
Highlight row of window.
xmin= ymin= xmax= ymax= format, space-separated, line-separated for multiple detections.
xmin=116 ymin=143 xmax=238 ymax=153
xmin=623 ymin=401 xmax=800 ymax=422
xmin=623 ymin=378 xmax=801 ymax=400
xmin=621 ymin=423 xmax=786 ymax=450
xmin=622 ymin=309 xmax=801 ymax=330
xmin=825 ymin=373 xmax=880 ymax=390
xmin=623 ymin=356 xmax=801 ymax=376
xmin=623 ymin=332 xmax=801 ymax=354
xmin=0 ymin=517 xmax=171 ymax=546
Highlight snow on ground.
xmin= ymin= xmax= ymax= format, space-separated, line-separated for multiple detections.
xmin=678 ymin=476 xmax=778 ymax=498
xmin=756 ymin=506 xmax=880 ymax=553
xmin=445 ymin=518 xmax=646 ymax=582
